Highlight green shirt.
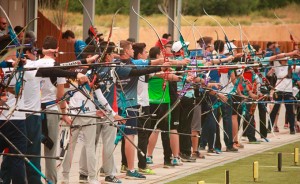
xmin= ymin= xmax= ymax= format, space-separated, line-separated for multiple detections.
xmin=148 ymin=76 xmax=170 ymax=104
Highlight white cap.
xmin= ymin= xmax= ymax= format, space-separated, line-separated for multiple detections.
xmin=224 ymin=42 xmax=237 ymax=54
xmin=172 ymin=41 xmax=190 ymax=53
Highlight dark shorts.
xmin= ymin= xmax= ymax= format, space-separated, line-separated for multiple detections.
xmin=149 ymin=103 xmax=170 ymax=131
xmin=232 ymin=95 xmax=242 ymax=115
xmin=118 ymin=106 xmax=140 ymax=135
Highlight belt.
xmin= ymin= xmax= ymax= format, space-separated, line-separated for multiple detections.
xmin=41 ymin=101 xmax=56 ymax=110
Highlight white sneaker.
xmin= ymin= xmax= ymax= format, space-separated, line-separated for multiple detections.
xmin=241 ymin=136 xmax=247 ymax=141
xmin=89 ymin=178 xmax=100 ymax=184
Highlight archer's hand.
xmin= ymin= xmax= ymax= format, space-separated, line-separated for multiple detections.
xmin=88 ymin=54 xmax=99 ymax=63
xmin=205 ymin=61 xmax=212 ymax=66
xmin=77 ymin=73 xmax=89 ymax=84
xmin=181 ymin=58 xmax=191 ymax=65
xmin=61 ymin=115 xmax=72 ymax=125
xmin=96 ymin=110 xmax=106 ymax=118
xmin=161 ymin=62 xmax=171 ymax=71
xmin=217 ymin=93 xmax=228 ymax=103
xmin=186 ymin=75 xmax=195 ymax=83
xmin=234 ymin=53 xmax=243 ymax=58
xmin=114 ymin=114 xmax=126 ymax=124
xmin=226 ymin=55 xmax=235 ymax=62
xmin=208 ymin=83 xmax=222 ymax=89
xmin=291 ymin=50 xmax=300 ymax=57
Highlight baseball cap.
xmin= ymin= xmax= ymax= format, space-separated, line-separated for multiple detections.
xmin=171 ymin=41 xmax=190 ymax=53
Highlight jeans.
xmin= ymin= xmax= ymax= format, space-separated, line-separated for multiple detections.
xmin=270 ymin=92 xmax=296 ymax=132
xmin=137 ymin=106 xmax=151 ymax=169
xmin=220 ymin=98 xmax=234 ymax=148
xmin=25 ymin=115 xmax=42 ymax=184
xmin=0 ymin=120 xmax=27 ymax=184
xmin=201 ymin=95 xmax=218 ymax=150
xmin=178 ymin=97 xmax=195 ymax=155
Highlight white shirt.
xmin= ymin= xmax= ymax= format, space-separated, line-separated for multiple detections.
xmin=23 ymin=60 xmax=41 ymax=115
xmin=0 ymin=60 xmax=25 ymax=120
xmin=274 ymin=61 xmax=300 ymax=92
xmin=38 ymin=58 xmax=66 ymax=110
xmin=68 ymin=83 xmax=96 ymax=115
xmin=137 ymin=76 xmax=149 ymax=107
xmin=220 ymin=73 xmax=234 ymax=94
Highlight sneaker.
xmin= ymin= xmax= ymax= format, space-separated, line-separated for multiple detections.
xmin=79 ymin=174 xmax=88 ymax=183
xmin=105 ymin=175 xmax=122 ymax=183
xmin=179 ymin=153 xmax=196 ymax=162
xmin=191 ymin=151 xmax=205 ymax=159
xmin=214 ymin=148 xmax=222 ymax=154
xmin=226 ymin=147 xmax=238 ymax=152
xmin=241 ymin=136 xmax=248 ymax=141
xmin=146 ymin=156 xmax=153 ymax=164
xmin=89 ymin=179 xmax=100 ymax=184
xmin=207 ymin=149 xmax=220 ymax=156
xmin=125 ymin=170 xmax=146 ymax=180
xmin=120 ymin=165 xmax=127 ymax=173
xmin=290 ymin=130 xmax=296 ymax=135
xmin=284 ymin=124 xmax=289 ymax=129
xmin=273 ymin=126 xmax=279 ymax=132
xmin=171 ymin=157 xmax=183 ymax=166
xmin=163 ymin=162 xmax=175 ymax=168
xmin=138 ymin=166 xmax=156 ymax=175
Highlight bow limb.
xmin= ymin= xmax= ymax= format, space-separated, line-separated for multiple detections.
xmin=131 ymin=7 xmax=168 ymax=63
xmin=158 ymin=5 xmax=189 ymax=58
xmin=77 ymin=0 xmax=100 ymax=57
xmin=179 ymin=15 xmax=204 ymax=117
xmin=57 ymin=0 xmax=69 ymax=48
xmin=274 ymin=12 xmax=298 ymax=50
xmin=227 ymin=18 xmax=255 ymax=59
xmin=98 ymin=8 xmax=122 ymax=63
xmin=203 ymin=8 xmax=233 ymax=55
xmin=78 ymin=0 xmax=94 ymax=27
xmin=132 ymin=6 xmax=169 ymax=117
xmin=180 ymin=15 xmax=205 ymax=50
xmin=238 ymin=23 xmax=255 ymax=59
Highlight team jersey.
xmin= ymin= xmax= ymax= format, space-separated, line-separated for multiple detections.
xmin=74 ymin=40 xmax=87 ymax=60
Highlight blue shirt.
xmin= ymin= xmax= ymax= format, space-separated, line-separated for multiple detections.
xmin=74 ymin=40 xmax=87 ymax=59
xmin=116 ymin=58 xmax=149 ymax=108
xmin=176 ymin=56 xmax=195 ymax=98
xmin=95 ymin=62 xmax=134 ymax=108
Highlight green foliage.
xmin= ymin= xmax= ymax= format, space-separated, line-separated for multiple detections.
xmin=39 ymin=0 xmax=299 ymax=16
xmin=182 ymin=0 xmax=260 ymax=16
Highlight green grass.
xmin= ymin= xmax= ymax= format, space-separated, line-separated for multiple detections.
xmin=169 ymin=141 xmax=300 ymax=184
